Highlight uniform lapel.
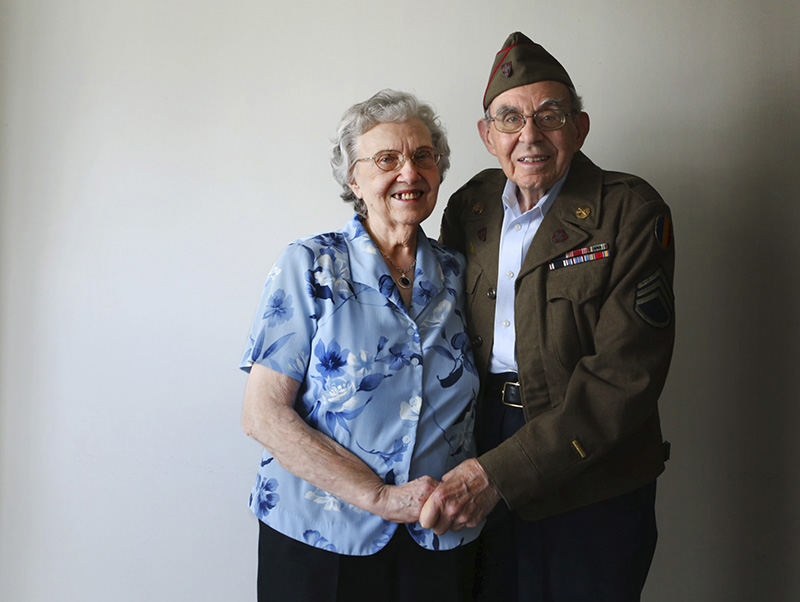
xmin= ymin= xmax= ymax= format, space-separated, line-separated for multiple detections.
xmin=519 ymin=153 xmax=603 ymax=279
xmin=460 ymin=172 xmax=505 ymax=289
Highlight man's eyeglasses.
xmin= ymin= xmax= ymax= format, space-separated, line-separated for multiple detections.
xmin=488 ymin=108 xmax=575 ymax=134
xmin=354 ymin=148 xmax=443 ymax=172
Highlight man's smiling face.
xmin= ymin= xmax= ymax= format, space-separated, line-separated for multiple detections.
xmin=479 ymin=80 xmax=589 ymax=208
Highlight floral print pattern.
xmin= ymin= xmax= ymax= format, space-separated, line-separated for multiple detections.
xmin=241 ymin=216 xmax=481 ymax=556
xmin=263 ymin=289 xmax=293 ymax=326
xmin=249 ymin=474 xmax=280 ymax=517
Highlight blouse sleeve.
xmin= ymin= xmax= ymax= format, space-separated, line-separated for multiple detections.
xmin=239 ymin=242 xmax=318 ymax=382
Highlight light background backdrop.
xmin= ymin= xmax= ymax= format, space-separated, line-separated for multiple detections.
xmin=2 ymin=1 xmax=799 ymax=600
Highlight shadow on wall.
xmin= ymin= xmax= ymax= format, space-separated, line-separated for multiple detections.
xmin=714 ymin=147 xmax=800 ymax=599
xmin=645 ymin=92 xmax=800 ymax=600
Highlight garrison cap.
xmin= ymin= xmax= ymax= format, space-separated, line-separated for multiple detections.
xmin=483 ymin=32 xmax=575 ymax=110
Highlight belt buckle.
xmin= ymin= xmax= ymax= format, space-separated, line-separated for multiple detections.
xmin=501 ymin=381 xmax=522 ymax=408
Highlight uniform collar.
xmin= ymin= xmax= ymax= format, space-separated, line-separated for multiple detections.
xmin=501 ymin=168 xmax=568 ymax=220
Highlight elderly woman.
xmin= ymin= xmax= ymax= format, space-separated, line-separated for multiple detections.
xmin=240 ymin=90 xmax=482 ymax=602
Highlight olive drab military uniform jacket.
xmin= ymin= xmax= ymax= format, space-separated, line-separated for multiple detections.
xmin=440 ymin=152 xmax=675 ymax=522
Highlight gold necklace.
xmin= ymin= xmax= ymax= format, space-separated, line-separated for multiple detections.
xmin=361 ymin=218 xmax=417 ymax=289
xmin=379 ymin=249 xmax=416 ymax=289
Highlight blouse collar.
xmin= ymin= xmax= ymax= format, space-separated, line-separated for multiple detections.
xmin=344 ymin=216 xmax=444 ymax=317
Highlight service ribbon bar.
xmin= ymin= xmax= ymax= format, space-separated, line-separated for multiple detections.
xmin=562 ymin=243 xmax=609 ymax=259
xmin=548 ymin=249 xmax=610 ymax=271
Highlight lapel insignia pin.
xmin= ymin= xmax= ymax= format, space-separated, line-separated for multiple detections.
xmin=576 ymin=207 xmax=591 ymax=219
xmin=472 ymin=202 xmax=484 ymax=215
xmin=477 ymin=227 xmax=487 ymax=242
xmin=551 ymin=229 xmax=568 ymax=243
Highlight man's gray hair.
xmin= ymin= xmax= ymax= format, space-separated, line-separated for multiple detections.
xmin=331 ymin=89 xmax=450 ymax=217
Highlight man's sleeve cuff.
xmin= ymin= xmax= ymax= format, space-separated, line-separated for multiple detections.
xmin=477 ymin=436 xmax=543 ymax=510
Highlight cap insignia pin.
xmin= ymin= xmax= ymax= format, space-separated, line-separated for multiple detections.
xmin=501 ymin=62 xmax=512 ymax=77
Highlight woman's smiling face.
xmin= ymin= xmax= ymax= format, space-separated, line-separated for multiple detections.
xmin=348 ymin=118 xmax=440 ymax=231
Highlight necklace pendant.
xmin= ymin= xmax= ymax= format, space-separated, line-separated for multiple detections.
xmin=398 ymin=275 xmax=411 ymax=288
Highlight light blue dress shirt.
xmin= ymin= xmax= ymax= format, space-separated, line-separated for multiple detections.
xmin=489 ymin=172 xmax=569 ymax=373
xmin=240 ymin=216 xmax=482 ymax=556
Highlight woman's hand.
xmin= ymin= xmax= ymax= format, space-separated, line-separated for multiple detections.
xmin=373 ymin=476 xmax=439 ymax=524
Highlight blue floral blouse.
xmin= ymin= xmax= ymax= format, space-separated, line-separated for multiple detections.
xmin=240 ymin=216 xmax=483 ymax=556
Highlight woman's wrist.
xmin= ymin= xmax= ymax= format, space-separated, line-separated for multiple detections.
xmin=366 ymin=481 xmax=390 ymax=518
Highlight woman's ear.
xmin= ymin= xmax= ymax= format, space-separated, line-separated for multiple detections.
xmin=348 ymin=179 xmax=361 ymax=199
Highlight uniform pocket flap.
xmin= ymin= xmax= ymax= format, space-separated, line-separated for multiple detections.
xmin=545 ymin=261 xmax=607 ymax=302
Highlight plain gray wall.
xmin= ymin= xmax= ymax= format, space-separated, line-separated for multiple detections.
xmin=2 ymin=1 xmax=799 ymax=600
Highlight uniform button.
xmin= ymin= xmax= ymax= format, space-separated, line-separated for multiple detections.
xmin=471 ymin=336 xmax=483 ymax=348
xmin=506 ymin=271 xmax=515 ymax=279
xmin=487 ymin=288 xmax=496 ymax=299
xmin=502 ymin=320 xmax=511 ymax=328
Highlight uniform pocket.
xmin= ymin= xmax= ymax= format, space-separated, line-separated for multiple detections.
xmin=545 ymin=260 xmax=607 ymax=302
xmin=544 ymin=261 xmax=609 ymax=371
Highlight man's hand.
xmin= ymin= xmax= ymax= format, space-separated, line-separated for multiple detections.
xmin=418 ymin=459 xmax=501 ymax=535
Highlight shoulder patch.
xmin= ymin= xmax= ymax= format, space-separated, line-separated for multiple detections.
xmin=634 ymin=268 xmax=674 ymax=328
xmin=654 ymin=214 xmax=673 ymax=249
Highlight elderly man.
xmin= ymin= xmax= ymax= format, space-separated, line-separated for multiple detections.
xmin=421 ymin=32 xmax=675 ymax=600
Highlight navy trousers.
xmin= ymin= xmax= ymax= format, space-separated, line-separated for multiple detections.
xmin=474 ymin=375 xmax=658 ymax=602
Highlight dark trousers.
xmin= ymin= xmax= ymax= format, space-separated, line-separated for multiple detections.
xmin=257 ymin=521 xmax=477 ymax=602
xmin=474 ymin=374 xmax=658 ymax=602
xmin=474 ymin=482 xmax=657 ymax=602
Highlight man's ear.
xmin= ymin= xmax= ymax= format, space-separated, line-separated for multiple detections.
xmin=574 ymin=112 xmax=590 ymax=150
xmin=477 ymin=118 xmax=497 ymax=157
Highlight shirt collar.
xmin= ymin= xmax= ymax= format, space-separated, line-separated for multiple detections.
xmin=501 ymin=167 xmax=571 ymax=219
